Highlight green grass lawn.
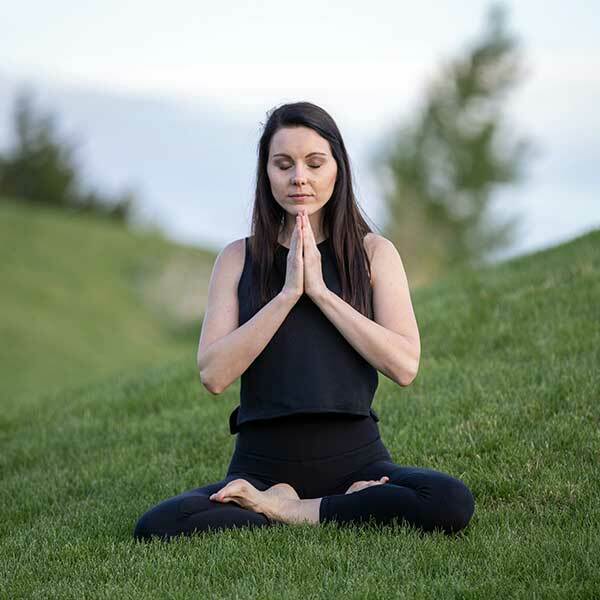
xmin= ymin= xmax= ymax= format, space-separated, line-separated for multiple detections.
xmin=1 ymin=204 xmax=599 ymax=598
xmin=0 ymin=196 xmax=216 ymax=413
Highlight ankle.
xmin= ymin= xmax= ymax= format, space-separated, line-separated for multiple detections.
xmin=280 ymin=498 xmax=321 ymax=525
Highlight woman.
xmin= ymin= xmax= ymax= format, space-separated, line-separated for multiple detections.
xmin=133 ymin=102 xmax=475 ymax=541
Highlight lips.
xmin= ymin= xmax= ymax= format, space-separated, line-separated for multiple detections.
xmin=288 ymin=194 xmax=313 ymax=198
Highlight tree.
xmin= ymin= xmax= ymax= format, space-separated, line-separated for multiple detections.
xmin=370 ymin=4 xmax=535 ymax=285
xmin=0 ymin=85 xmax=136 ymax=223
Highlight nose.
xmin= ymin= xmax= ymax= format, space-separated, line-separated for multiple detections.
xmin=291 ymin=165 xmax=308 ymax=185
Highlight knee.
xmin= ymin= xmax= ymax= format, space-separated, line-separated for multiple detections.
xmin=439 ymin=478 xmax=475 ymax=534
xmin=133 ymin=503 xmax=176 ymax=542
xmin=133 ymin=493 xmax=221 ymax=542
xmin=133 ymin=510 xmax=161 ymax=542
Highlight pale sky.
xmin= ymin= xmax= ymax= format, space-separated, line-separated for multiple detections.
xmin=2 ymin=0 xmax=599 ymax=260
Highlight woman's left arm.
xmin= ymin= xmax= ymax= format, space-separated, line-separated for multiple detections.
xmin=311 ymin=235 xmax=421 ymax=387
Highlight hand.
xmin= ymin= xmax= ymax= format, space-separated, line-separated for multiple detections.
xmin=281 ymin=212 xmax=304 ymax=300
xmin=300 ymin=209 xmax=328 ymax=300
xmin=209 ymin=479 xmax=300 ymax=522
xmin=345 ymin=476 xmax=390 ymax=494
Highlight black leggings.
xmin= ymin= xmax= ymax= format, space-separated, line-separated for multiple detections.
xmin=134 ymin=412 xmax=475 ymax=541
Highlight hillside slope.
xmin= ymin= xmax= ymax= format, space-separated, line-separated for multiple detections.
xmin=1 ymin=226 xmax=598 ymax=598
xmin=0 ymin=197 xmax=216 ymax=409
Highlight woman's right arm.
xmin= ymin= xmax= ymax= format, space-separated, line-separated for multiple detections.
xmin=197 ymin=243 xmax=298 ymax=394
xmin=197 ymin=216 xmax=304 ymax=394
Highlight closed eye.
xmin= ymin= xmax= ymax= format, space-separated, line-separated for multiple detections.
xmin=279 ymin=165 xmax=321 ymax=170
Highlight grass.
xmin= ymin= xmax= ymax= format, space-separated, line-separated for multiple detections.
xmin=0 ymin=196 xmax=215 ymax=411
xmin=1 ymin=200 xmax=599 ymax=598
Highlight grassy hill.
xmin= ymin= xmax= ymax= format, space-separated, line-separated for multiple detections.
xmin=1 ymin=202 xmax=598 ymax=597
xmin=0 ymin=196 xmax=216 ymax=412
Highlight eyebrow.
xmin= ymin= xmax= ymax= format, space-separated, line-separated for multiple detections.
xmin=272 ymin=152 xmax=328 ymax=159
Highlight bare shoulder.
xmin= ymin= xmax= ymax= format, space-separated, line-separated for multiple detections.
xmin=214 ymin=237 xmax=246 ymax=279
xmin=363 ymin=233 xmax=401 ymax=283
xmin=220 ymin=237 xmax=246 ymax=258
xmin=363 ymin=232 xmax=389 ymax=256
xmin=202 ymin=237 xmax=247 ymax=304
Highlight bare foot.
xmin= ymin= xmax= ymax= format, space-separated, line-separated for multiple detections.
xmin=260 ymin=483 xmax=304 ymax=523
xmin=209 ymin=479 xmax=302 ymax=523
xmin=345 ymin=476 xmax=389 ymax=494
xmin=263 ymin=482 xmax=301 ymax=502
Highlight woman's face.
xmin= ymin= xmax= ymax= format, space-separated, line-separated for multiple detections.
xmin=266 ymin=126 xmax=338 ymax=218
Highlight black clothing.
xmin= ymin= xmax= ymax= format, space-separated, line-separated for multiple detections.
xmin=133 ymin=235 xmax=475 ymax=541
xmin=230 ymin=236 xmax=378 ymax=434
xmin=133 ymin=412 xmax=475 ymax=541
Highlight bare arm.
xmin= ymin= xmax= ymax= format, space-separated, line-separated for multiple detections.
xmin=310 ymin=235 xmax=421 ymax=387
xmin=196 ymin=241 xmax=299 ymax=394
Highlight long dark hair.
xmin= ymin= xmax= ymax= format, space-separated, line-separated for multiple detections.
xmin=249 ymin=101 xmax=378 ymax=320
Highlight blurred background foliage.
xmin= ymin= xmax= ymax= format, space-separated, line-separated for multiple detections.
xmin=0 ymin=2 xmax=537 ymax=403
xmin=373 ymin=5 xmax=535 ymax=286
xmin=0 ymin=86 xmax=137 ymax=224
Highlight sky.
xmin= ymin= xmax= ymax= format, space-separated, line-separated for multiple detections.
xmin=1 ymin=0 xmax=599 ymax=261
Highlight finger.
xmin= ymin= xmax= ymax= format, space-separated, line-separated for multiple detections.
xmin=298 ymin=212 xmax=306 ymax=245
xmin=305 ymin=212 xmax=314 ymax=244
xmin=292 ymin=221 xmax=302 ymax=261
xmin=289 ymin=214 xmax=299 ymax=255
xmin=297 ymin=213 xmax=304 ymax=255
xmin=301 ymin=211 xmax=315 ymax=248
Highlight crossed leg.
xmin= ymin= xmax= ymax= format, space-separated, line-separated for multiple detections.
xmin=208 ymin=461 xmax=475 ymax=534
xmin=134 ymin=462 xmax=475 ymax=541
xmin=319 ymin=460 xmax=475 ymax=534
xmin=133 ymin=473 xmax=274 ymax=542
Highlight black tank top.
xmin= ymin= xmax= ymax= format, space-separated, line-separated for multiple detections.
xmin=228 ymin=235 xmax=380 ymax=434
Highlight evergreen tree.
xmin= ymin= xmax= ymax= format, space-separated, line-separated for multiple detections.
xmin=371 ymin=4 xmax=535 ymax=285
xmin=0 ymin=85 xmax=135 ymax=223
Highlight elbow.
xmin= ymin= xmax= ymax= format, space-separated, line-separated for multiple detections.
xmin=197 ymin=360 xmax=224 ymax=395
xmin=204 ymin=381 xmax=222 ymax=395
xmin=398 ymin=371 xmax=417 ymax=387
xmin=200 ymin=371 xmax=223 ymax=395
xmin=396 ymin=356 xmax=420 ymax=387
